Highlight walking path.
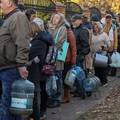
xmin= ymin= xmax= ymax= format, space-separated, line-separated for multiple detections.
xmin=47 ymin=75 xmax=120 ymax=120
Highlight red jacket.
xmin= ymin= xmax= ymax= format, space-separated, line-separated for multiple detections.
xmin=66 ymin=28 xmax=77 ymax=64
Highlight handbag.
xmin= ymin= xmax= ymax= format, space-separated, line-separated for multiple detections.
xmin=54 ymin=27 xmax=69 ymax=62
xmin=94 ymin=52 xmax=108 ymax=67
xmin=41 ymin=64 xmax=55 ymax=75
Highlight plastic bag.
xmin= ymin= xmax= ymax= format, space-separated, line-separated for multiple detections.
xmin=46 ymin=75 xmax=58 ymax=96
xmin=64 ymin=68 xmax=76 ymax=88
xmin=110 ymin=52 xmax=120 ymax=68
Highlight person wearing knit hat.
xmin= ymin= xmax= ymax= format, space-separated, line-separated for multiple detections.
xmin=91 ymin=14 xmax=100 ymax=25
xmin=91 ymin=14 xmax=99 ymax=21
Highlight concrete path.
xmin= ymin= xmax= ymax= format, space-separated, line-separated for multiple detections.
xmin=47 ymin=75 xmax=120 ymax=120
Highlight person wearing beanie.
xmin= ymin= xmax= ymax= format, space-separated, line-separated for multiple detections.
xmin=91 ymin=14 xmax=100 ymax=25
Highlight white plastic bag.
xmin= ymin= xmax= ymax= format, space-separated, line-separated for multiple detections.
xmin=46 ymin=75 xmax=58 ymax=96
xmin=110 ymin=52 xmax=120 ymax=68
xmin=64 ymin=68 xmax=76 ymax=88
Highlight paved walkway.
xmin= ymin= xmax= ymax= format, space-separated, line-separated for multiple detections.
xmin=47 ymin=75 xmax=120 ymax=120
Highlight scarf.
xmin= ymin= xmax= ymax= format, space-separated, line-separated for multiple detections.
xmin=103 ymin=21 xmax=112 ymax=35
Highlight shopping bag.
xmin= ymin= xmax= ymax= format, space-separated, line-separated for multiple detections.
xmin=54 ymin=27 xmax=69 ymax=62
xmin=57 ymin=41 xmax=69 ymax=62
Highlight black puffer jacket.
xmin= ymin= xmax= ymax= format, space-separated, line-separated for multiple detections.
xmin=72 ymin=25 xmax=90 ymax=56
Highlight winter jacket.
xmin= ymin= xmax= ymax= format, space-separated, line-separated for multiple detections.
xmin=28 ymin=31 xmax=48 ymax=91
xmin=49 ymin=25 xmax=67 ymax=71
xmin=0 ymin=9 xmax=30 ymax=70
xmin=66 ymin=28 xmax=76 ymax=65
xmin=72 ymin=25 xmax=90 ymax=56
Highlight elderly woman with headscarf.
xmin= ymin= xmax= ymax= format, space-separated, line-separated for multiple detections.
xmin=91 ymin=22 xmax=111 ymax=85
xmin=47 ymin=13 xmax=67 ymax=108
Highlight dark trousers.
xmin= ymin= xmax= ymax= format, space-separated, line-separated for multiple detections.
xmin=0 ymin=81 xmax=2 ymax=99
xmin=0 ymin=68 xmax=22 ymax=120
xmin=29 ymin=81 xmax=47 ymax=120
xmin=94 ymin=67 xmax=108 ymax=85
xmin=63 ymin=63 xmax=72 ymax=85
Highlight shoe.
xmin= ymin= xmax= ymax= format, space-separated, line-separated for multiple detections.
xmin=47 ymin=101 xmax=60 ymax=108
xmin=61 ymin=99 xmax=70 ymax=104
xmin=102 ymin=83 xmax=108 ymax=87
xmin=40 ymin=113 xmax=47 ymax=120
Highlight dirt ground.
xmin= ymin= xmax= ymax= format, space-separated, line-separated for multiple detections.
xmin=78 ymin=78 xmax=120 ymax=120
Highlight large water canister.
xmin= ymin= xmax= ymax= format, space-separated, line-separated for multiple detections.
xmin=84 ymin=73 xmax=101 ymax=92
xmin=10 ymin=79 xmax=35 ymax=117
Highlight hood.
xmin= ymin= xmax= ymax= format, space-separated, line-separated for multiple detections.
xmin=94 ymin=22 xmax=103 ymax=35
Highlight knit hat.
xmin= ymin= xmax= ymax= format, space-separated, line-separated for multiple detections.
xmin=91 ymin=15 xmax=99 ymax=21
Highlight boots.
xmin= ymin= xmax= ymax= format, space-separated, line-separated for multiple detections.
xmin=62 ymin=86 xmax=70 ymax=103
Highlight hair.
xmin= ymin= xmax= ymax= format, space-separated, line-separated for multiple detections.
xmin=25 ymin=8 xmax=36 ymax=21
xmin=93 ymin=22 xmax=103 ymax=34
xmin=29 ymin=22 xmax=43 ymax=38
xmin=50 ymin=13 xmax=66 ymax=28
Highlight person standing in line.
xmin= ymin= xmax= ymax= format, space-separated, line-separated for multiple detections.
xmin=91 ymin=22 xmax=111 ymax=85
xmin=71 ymin=14 xmax=90 ymax=98
xmin=62 ymin=22 xmax=77 ymax=103
xmin=103 ymin=14 xmax=118 ymax=76
xmin=0 ymin=0 xmax=30 ymax=120
xmin=47 ymin=13 xmax=67 ymax=108
xmin=71 ymin=14 xmax=90 ymax=69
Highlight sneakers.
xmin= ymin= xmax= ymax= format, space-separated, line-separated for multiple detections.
xmin=40 ymin=113 xmax=47 ymax=120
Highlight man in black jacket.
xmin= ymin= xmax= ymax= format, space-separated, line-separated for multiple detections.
xmin=71 ymin=14 xmax=90 ymax=99
xmin=71 ymin=14 xmax=90 ymax=68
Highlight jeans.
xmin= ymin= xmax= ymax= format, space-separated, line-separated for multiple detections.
xmin=76 ymin=55 xmax=85 ymax=69
xmin=94 ymin=67 xmax=108 ymax=85
xmin=52 ymin=70 xmax=63 ymax=102
xmin=0 ymin=68 xmax=22 ymax=120
xmin=29 ymin=81 xmax=47 ymax=120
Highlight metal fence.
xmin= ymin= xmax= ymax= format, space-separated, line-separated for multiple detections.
xmin=65 ymin=2 xmax=83 ymax=21
xmin=24 ymin=0 xmax=56 ymax=22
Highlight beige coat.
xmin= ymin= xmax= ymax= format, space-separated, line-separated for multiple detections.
xmin=49 ymin=25 xmax=67 ymax=71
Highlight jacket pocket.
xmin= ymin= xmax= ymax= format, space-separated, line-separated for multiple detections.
xmin=4 ymin=41 xmax=17 ymax=62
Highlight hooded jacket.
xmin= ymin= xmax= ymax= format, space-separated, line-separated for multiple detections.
xmin=91 ymin=22 xmax=110 ymax=54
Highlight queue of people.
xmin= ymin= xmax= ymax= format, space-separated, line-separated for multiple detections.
xmin=0 ymin=0 xmax=120 ymax=120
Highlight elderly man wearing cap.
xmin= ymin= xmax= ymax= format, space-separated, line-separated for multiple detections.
xmin=71 ymin=14 xmax=90 ymax=68
xmin=71 ymin=14 xmax=90 ymax=98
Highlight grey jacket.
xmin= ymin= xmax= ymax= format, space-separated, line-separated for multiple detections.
xmin=0 ymin=9 xmax=30 ymax=70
